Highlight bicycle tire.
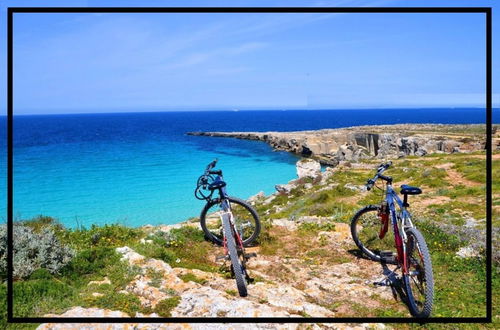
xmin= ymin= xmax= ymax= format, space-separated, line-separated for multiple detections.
xmin=350 ymin=205 xmax=396 ymax=264
xmin=403 ymin=227 xmax=434 ymax=318
xmin=223 ymin=216 xmax=248 ymax=297
xmin=200 ymin=196 xmax=260 ymax=246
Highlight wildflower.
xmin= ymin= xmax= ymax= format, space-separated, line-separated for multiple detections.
xmin=176 ymin=258 xmax=181 ymax=263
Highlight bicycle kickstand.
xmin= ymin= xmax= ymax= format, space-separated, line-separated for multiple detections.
xmin=371 ymin=265 xmax=401 ymax=287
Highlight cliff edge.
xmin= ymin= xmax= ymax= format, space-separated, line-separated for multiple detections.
xmin=188 ymin=124 xmax=495 ymax=165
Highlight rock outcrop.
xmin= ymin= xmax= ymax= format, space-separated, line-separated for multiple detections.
xmin=188 ymin=124 xmax=493 ymax=165
xmin=296 ymin=159 xmax=321 ymax=178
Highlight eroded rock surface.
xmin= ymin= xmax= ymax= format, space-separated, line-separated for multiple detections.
xmin=38 ymin=228 xmax=393 ymax=328
xmin=188 ymin=124 xmax=492 ymax=165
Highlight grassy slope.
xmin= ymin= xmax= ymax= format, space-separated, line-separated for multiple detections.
xmin=256 ymin=151 xmax=496 ymax=322
xmin=1 ymin=150 xmax=497 ymax=328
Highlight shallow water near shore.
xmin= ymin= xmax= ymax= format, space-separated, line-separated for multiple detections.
xmin=0 ymin=108 xmax=495 ymax=227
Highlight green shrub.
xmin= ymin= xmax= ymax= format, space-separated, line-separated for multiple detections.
xmin=150 ymin=226 xmax=205 ymax=248
xmin=28 ymin=268 xmax=53 ymax=280
xmin=61 ymin=247 xmax=119 ymax=278
xmin=83 ymin=292 xmax=144 ymax=316
xmin=154 ymin=296 xmax=181 ymax=317
xmin=22 ymin=215 xmax=63 ymax=233
xmin=59 ymin=224 xmax=142 ymax=250
xmin=178 ymin=273 xmax=207 ymax=285
xmin=297 ymin=222 xmax=336 ymax=234
xmin=0 ymin=224 xmax=74 ymax=280
xmin=13 ymin=279 xmax=78 ymax=318
xmin=417 ymin=221 xmax=463 ymax=252
xmin=135 ymin=243 xmax=177 ymax=264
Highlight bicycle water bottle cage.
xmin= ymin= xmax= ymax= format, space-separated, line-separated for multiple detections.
xmin=208 ymin=180 xmax=226 ymax=191
xmin=400 ymin=185 xmax=422 ymax=195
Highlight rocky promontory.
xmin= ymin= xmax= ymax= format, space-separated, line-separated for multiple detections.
xmin=188 ymin=124 xmax=495 ymax=165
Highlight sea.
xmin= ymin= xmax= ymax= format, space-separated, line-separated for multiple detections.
xmin=0 ymin=108 xmax=496 ymax=228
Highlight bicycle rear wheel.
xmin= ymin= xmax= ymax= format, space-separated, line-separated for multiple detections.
xmin=223 ymin=215 xmax=248 ymax=297
xmin=350 ymin=205 xmax=396 ymax=263
xmin=403 ymin=227 xmax=434 ymax=318
xmin=200 ymin=196 xmax=260 ymax=246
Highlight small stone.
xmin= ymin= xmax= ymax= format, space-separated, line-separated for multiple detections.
xmin=456 ymin=246 xmax=479 ymax=258
xmin=116 ymin=246 xmax=145 ymax=265
xmin=247 ymin=191 xmax=265 ymax=204
xmin=344 ymin=183 xmax=365 ymax=191
xmin=262 ymin=195 xmax=276 ymax=205
xmin=275 ymin=183 xmax=294 ymax=194
xmin=88 ymin=276 xmax=111 ymax=286
xmin=272 ymin=219 xmax=297 ymax=230
xmin=415 ymin=147 xmax=427 ymax=156
xmin=296 ymin=216 xmax=329 ymax=224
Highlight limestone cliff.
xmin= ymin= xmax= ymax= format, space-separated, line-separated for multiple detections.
xmin=188 ymin=124 xmax=495 ymax=165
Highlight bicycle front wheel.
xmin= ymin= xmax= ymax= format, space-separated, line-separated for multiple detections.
xmin=223 ymin=216 xmax=248 ymax=297
xmin=350 ymin=205 xmax=396 ymax=263
xmin=200 ymin=196 xmax=260 ymax=246
xmin=403 ymin=227 xmax=434 ymax=318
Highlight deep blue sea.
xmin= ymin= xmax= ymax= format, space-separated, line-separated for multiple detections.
xmin=0 ymin=108 xmax=496 ymax=228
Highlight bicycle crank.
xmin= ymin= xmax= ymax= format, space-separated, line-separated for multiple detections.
xmin=371 ymin=265 xmax=401 ymax=287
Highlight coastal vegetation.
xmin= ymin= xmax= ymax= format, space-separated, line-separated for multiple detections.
xmin=0 ymin=148 xmax=496 ymax=328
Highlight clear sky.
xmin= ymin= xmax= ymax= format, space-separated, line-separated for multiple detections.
xmin=1 ymin=0 xmax=498 ymax=114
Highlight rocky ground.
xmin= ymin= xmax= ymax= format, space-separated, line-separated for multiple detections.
xmin=36 ymin=162 xmax=494 ymax=329
xmin=27 ymin=124 xmax=495 ymax=329
xmin=36 ymin=207 xmax=398 ymax=328
xmin=38 ymin=221 xmax=393 ymax=329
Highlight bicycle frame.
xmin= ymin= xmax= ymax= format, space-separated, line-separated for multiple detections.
xmin=385 ymin=183 xmax=415 ymax=275
xmin=212 ymin=174 xmax=246 ymax=253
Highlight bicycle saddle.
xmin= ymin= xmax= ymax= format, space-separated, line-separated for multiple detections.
xmin=400 ymin=184 xmax=422 ymax=195
xmin=208 ymin=180 xmax=226 ymax=190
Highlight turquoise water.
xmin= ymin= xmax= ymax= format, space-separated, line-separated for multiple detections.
xmin=6 ymin=112 xmax=302 ymax=227
xmin=1 ymin=108 xmax=493 ymax=228
xmin=11 ymin=135 xmax=298 ymax=227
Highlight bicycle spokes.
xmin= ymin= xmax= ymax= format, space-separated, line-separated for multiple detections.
xmin=357 ymin=209 xmax=395 ymax=255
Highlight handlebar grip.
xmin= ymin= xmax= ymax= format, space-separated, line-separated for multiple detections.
xmin=366 ymin=178 xmax=375 ymax=191
xmin=206 ymin=159 xmax=218 ymax=171
xmin=209 ymin=170 xmax=222 ymax=175
xmin=377 ymin=161 xmax=392 ymax=172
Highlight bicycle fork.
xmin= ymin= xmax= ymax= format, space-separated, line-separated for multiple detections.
xmin=215 ymin=211 xmax=256 ymax=263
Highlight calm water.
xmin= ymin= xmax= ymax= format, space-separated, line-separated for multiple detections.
xmin=0 ymin=108 xmax=495 ymax=227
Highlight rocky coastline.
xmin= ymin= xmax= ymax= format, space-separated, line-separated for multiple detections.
xmin=188 ymin=124 xmax=495 ymax=166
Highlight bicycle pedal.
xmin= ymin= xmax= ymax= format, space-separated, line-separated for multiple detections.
xmin=244 ymin=252 xmax=257 ymax=259
xmin=373 ymin=279 xmax=391 ymax=287
xmin=380 ymin=251 xmax=396 ymax=263
xmin=215 ymin=255 xmax=229 ymax=262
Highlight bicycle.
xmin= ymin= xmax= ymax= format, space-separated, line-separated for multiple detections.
xmin=350 ymin=161 xmax=434 ymax=318
xmin=194 ymin=159 xmax=261 ymax=297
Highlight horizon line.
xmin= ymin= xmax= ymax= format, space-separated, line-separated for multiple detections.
xmin=4 ymin=106 xmax=492 ymax=116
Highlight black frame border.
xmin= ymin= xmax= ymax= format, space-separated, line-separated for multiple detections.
xmin=6 ymin=6 xmax=492 ymax=325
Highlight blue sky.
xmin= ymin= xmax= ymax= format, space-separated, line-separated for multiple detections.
xmin=1 ymin=0 xmax=498 ymax=114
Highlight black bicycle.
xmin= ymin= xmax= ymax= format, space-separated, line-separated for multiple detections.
xmin=195 ymin=159 xmax=261 ymax=296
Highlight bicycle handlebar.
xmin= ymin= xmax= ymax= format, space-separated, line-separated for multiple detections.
xmin=194 ymin=159 xmax=222 ymax=200
xmin=366 ymin=161 xmax=392 ymax=190
xmin=205 ymin=159 xmax=218 ymax=173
